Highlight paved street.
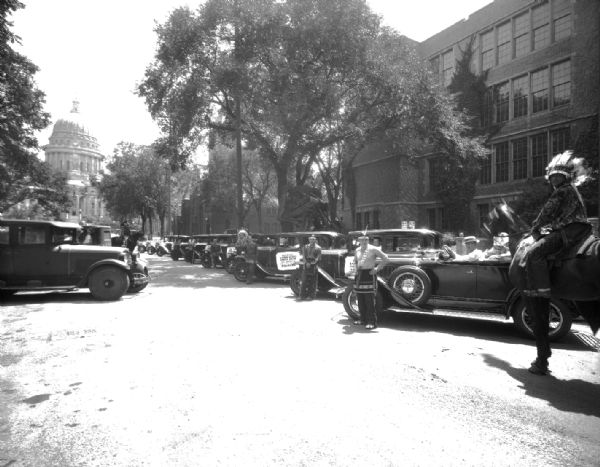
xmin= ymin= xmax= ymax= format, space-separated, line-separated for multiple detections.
xmin=1 ymin=255 xmax=599 ymax=466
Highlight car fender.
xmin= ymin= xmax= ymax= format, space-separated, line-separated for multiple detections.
xmin=377 ymin=275 xmax=428 ymax=311
xmin=80 ymin=259 xmax=131 ymax=286
xmin=505 ymin=288 xmax=522 ymax=319
xmin=316 ymin=266 xmax=343 ymax=287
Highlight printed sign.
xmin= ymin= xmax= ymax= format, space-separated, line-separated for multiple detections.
xmin=408 ymin=221 xmax=415 ymax=229
xmin=227 ymin=246 xmax=236 ymax=255
xmin=276 ymin=251 xmax=301 ymax=271
xmin=401 ymin=221 xmax=408 ymax=229
xmin=344 ymin=256 xmax=356 ymax=276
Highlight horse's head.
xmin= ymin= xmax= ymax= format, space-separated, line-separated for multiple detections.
xmin=485 ymin=202 xmax=531 ymax=256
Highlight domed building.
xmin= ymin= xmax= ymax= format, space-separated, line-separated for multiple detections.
xmin=43 ymin=100 xmax=108 ymax=223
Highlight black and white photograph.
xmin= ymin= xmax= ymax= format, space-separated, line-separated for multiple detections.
xmin=1 ymin=0 xmax=599 ymax=465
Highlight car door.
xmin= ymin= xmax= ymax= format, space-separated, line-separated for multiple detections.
xmin=429 ymin=259 xmax=478 ymax=300
xmin=0 ymin=224 xmax=12 ymax=284
xmin=11 ymin=224 xmax=70 ymax=286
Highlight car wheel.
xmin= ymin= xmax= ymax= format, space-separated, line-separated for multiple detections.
xmin=233 ymin=261 xmax=248 ymax=282
xmin=156 ymin=248 xmax=164 ymax=257
xmin=388 ymin=267 xmax=432 ymax=306
xmin=341 ymin=284 xmax=384 ymax=321
xmin=512 ymin=298 xmax=572 ymax=341
xmin=290 ymin=269 xmax=301 ymax=296
xmin=147 ymin=246 xmax=156 ymax=255
xmin=138 ymin=245 xmax=146 ymax=254
xmin=170 ymin=250 xmax=179 ymax=261
xmin=89 ymin=266 xmax=130 ymax=301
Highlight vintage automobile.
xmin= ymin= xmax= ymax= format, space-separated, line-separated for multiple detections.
xmin=169 ymin=235 xmax=191 ymax=261
xmin=341 ymin=229 xmax=574 ymax=341
xmin=182 ymin=234 xmax=213 ymax=263
xmin=81 ymin=224 xmax=149 ymax=293
xmin=0 ymin=219 xmax=148 ymax=301
xmin=287 ymin=231 xmax=352 ymax=296
xmin=198 ymin=234 xmax=238 ymax=269
xmin=232 ymin=233 xmax=304 ymax=283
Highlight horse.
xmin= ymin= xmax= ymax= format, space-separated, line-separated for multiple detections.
xmin=487 ymin=202 xmax=600 ymax=374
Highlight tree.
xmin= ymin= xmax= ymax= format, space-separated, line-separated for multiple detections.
xmin=139 ymin=0 xmax=485 ymax=231
xmin=98 ymin=143 xmax=171 ymax=235
xmin=0 ymin=0 xmax=70 ymax=216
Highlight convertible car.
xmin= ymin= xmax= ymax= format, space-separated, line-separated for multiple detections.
xmin=342 ymin=230 xmax=575 ymax=341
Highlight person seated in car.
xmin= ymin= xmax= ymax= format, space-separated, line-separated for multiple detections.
xmin=441 ymin=236 xmax=485 ymax=261
xmin=482 ymin=232 xmax=511 ymax=261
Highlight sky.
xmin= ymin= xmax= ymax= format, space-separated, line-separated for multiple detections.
xmin=12 ymin=0 xmax=492 ymax=157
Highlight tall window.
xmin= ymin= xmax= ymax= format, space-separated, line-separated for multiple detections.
xmin=429 ymin=158 xmax=443 ymax=191
xmin=551 ymin=127 xmax=570 ymax=156
xmin=481 ymin=30 xmax=494 ymax=71
xmin=478 ymin=204 xmax=490 ymax=229
xmin=495 ymin=142 xmax=509 ymax=183
xmin=442 ymin=50 xmax=454 ymax=87
xmin=363 ymin=212 xmax=371 ymax=229
xmin=482 ymin=88 xmax=494 ymax=127
xmin=497 ymin=21 xmax=511 ymax=65
xmin=553 ymin=0 xmax=571 ymax=41
xmin=480 ymin=154 xmax=492 ymax=185
xmin=532 ymin=2 xmax=550 ymax=50
xmin=531 ymin=133 xmax=548 ymax=177
xmin=430 ymin=56 xmax=440 ymax=82
xmin=355 ymin=212 xmax=362 ymax=230
xmin=552 ymin=60 xmax=571 ymax=107
xmin=512 ymin=138 xmax=528 ymax=180
xmin=372 ymin=210 xmax=380 ymax=229
xmin=427 ymin=209 xmax=436 ymax=230
xmin=531 ymin=68 xmax=548 ymax=113
xmin=494 ymin=82 xmax=509 ymax=123
xmin=512 ymin=75 xmax=528 ymax=118
xmin=514 ymin=12 xmax=530 ymax=58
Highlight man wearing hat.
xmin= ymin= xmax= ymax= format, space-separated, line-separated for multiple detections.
xmin=526 ymin=151 xmax=591 ymax=299
xmin=524 ymin=150 xmax=591 ymax=375
xmin=298 ymin=235 xmax=322 ymax=300
xmin=454 ymin=236 xmax=485 ymax=261
xmin=353 ymin=234 xmax=389 ymax=329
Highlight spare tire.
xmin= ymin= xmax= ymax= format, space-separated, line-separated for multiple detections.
xmin=387 ymin=266 xmax=432 ymax=306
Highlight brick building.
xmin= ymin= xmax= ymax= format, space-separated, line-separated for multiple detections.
xmin=346 ymin=0 xmax=599 ymax=234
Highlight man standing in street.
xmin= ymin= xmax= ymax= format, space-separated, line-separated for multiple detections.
xmin=299 ymin=235 xmax=322 ymax=300
xmin=354 ymin=234 xmax=389 ymax=329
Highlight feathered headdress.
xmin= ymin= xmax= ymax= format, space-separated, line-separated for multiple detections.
xmin=545 ymin=150 xmax=591 ymax=186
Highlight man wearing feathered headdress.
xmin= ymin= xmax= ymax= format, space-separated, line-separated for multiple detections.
xmin=525 ymin=151 xmax=592 ymax=373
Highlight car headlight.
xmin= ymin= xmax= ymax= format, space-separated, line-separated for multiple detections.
xmin=122 ymin=250 xmax=132 ymax=266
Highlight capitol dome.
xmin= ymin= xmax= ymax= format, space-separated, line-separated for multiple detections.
xmin=48 ymin=100 xmax=100 ymax=151
xmin=43 ymin=99 xmax=108 ymax=223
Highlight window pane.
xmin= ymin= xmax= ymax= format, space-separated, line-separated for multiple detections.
xmin=442 ymin=50 xmax=454 ymax=87
xmin=512 ymin=75 xmax=529 ymax=118
xmin=531 ymin=68 xmax=548 ymax=113
xmin=494 ymin=82 xmax=509 ymax=123
xmin=552 ymin=60 xmax=570 ymax=107
xmin=481 ymin=30 xmax=494 ymax=70
xmin=482 ymin=88 xmax=494 ymax=127
xmin=551 ymin=127 xmax=570 ymax=155
xmin=497 ymin=22 xmax=511 ymax=64
xmin=478 ymin=204 xmax=490 ymax=228
xmin=495 ymin=143 xmax=509 ymax=182
xmin=0 ymin=226 xmax=8 ymax=245
xmin=430 ymin=56 xmax=440 ymax=82
xmin=533 ymin=25 xmax=550 ymax=49
xmin=512 ymin=138 xmax=528 ymax=180
xmin=531 ymin=133 xmax=548 ymax=177
xmin=18 ymin=226 xmax=46 ymax=245
xmin=514 ymin=12 xmax=529 ymax=58
xmin=480 ymin=153 xmax=492 ymax=185
xmin=532 ymin=2 xmax=549 ymax=27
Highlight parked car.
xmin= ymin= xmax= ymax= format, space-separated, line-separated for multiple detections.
xmin=232 ymin=233 xmax=301 ymax=283
xmin=340 ymin=229 xmax=573 ymax=341
xmin=0 ymin=219 xmax=148 ymax=300
xmin=287 ymin=231 xmax=352 ymax=297
xmin=81 ymin=224 xmax=149 ymax=293
xmin=198 ymin=234 xmax=238 ymax=269
xmin=169 ymin=235 xmax=191 ymax=260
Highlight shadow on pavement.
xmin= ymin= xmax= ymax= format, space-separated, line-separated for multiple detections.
xmin=335 ymin=309 xmax=596 ymax=352
xmin=483 ymin=353 xmax=600 ymax=417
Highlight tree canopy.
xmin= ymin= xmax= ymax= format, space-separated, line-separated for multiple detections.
xmin=0 ymin=0 xmax=70 ymax=217
xmin=139 ymin=0 xmax=487 ymax=230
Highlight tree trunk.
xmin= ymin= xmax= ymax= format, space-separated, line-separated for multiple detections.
xmin=276 ymin=165 xmax=293 ymax=231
